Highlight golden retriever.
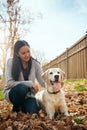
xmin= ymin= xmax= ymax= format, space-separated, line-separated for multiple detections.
xmin=35 ymin=68 xmax=69 ymax=119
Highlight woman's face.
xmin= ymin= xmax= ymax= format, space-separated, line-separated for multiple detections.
xmin=18 ymin=45 xmax=31 ymax=63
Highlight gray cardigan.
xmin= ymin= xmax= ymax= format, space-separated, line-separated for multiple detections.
xmin=4 ymin=58 xmax=45 ymax=102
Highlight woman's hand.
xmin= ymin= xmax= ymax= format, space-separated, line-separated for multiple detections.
xmin=32 ymin=83 xmax=39 ymax=93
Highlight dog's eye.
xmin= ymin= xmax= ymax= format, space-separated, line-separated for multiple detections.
xmin=50 ymin=72 xmax=53 ymax=75
xmin=57 ymin=71 xmax=60 ymax=74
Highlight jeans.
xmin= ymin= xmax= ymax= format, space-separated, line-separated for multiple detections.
xmin=9 ymin=84 xmax=40 ymax=114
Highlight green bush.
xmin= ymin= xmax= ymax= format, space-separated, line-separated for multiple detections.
xmin=0 ymin=90 xmax=4 ymax=99
xmin=74 ymin=85 xmax=87 ymax=91
xmin=73 ymin=116 xmax=83 ymax=124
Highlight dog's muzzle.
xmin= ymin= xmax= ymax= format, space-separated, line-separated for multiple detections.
xmin=54 ymin=75 xmax=59 ymax=81
xmin=50 ymin=74 xmax=59 ymax=86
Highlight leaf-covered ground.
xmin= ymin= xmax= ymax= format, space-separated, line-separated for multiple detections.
xmin=0 ymin=80 xmax=87 ymax=130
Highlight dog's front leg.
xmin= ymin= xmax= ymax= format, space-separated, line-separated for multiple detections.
xmin=59 ymin=103 xmax=69 ymax=116
xmin=45 ymin=104 xmax=55 ymax=119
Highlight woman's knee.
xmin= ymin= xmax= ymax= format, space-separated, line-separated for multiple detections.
xmin=9 ymin=84 xmax=29 ymax=98
xmin=15 ymin=84 xmax=28 ymax=95
xmin=9 ymin=84 xmax=29 ymax=105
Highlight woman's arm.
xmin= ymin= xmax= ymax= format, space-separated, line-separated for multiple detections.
xmin=35 ymin=62 xmax=45 ymax=87
xmin=5 ymin=58 xmax=33 ymax=89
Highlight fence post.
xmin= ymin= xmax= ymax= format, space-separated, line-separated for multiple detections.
xmin=66 ymin=48 xmax=68 ymax=79
xmin=85 ymin=34 xmax=87 ymax=78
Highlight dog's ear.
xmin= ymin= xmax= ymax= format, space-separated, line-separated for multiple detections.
xmin=42 ymin=70 xmax=48 ymax=80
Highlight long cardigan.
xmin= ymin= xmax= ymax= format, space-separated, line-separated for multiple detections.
xmin=4 ymin=58 xmax=45 ymax=102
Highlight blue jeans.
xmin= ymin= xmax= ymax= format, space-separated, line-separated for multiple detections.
xmin=9 ymin=84 xmax=40 ymax=114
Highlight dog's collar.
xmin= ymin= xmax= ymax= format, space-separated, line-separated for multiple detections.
xmin=47 ymin=89 xmax=60 ymax=94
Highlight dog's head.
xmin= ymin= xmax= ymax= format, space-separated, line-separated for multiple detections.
xmin=42 ymin=68 xmax=65 ymax=92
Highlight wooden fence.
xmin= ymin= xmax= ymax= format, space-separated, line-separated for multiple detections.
xmin=42 ymin=34 xmax=87 ymax=79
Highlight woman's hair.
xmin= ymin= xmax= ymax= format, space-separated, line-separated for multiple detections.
xmin=11 ymin=40 xmax=30 ymax=81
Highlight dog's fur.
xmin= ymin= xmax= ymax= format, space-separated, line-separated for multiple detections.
xmin=35 ymin=68 xmax=69 ymax=119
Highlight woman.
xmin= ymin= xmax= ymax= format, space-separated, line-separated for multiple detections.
xmin=4 ymin=40 xmax=45 ymax=114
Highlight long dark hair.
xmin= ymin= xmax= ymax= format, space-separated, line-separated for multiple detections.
xmin=11 ymin=40 xmax=30 ymax=81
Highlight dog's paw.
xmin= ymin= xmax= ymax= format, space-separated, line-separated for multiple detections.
xmin=64 ymin=112 xmax=69 ymax=116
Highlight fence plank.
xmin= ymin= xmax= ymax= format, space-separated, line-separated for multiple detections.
xmin=42 ymin=35 xmax=87 ymax=79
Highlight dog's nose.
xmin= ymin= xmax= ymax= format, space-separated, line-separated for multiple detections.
xmin=54 ymin=75 xmax=59 ymax=79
